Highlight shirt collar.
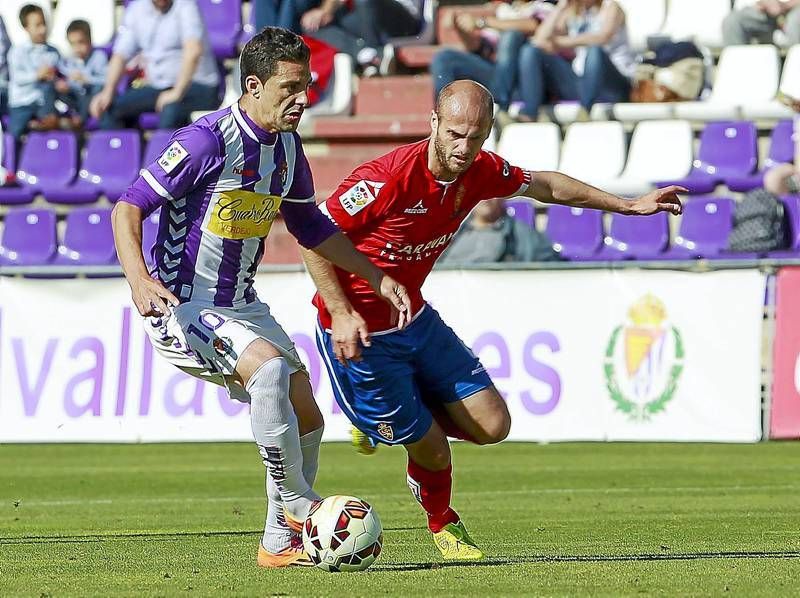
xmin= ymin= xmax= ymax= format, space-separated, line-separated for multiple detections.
xmin=233 ymin=103 xmax=278 ymax=145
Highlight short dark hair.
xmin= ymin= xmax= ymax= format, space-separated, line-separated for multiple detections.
xmin=19 ymin=3 xmax=44 ymax=28
xmin=239 ymin=27 xmax=310 ymax=91
xmin=66 ymin=19 xmax=92 ymax=41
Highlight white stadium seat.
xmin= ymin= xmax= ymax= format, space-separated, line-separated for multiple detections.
xmin=675 ymin=45 xmax=781 ymax=121
xmin=617 ymin=0 xmax=667 ymax=52
xmin=558 ymin=121 xmax=625 ymax=186
xmin=605 ymin=120 xmax=693 ymax=197
xmin=497 ymin=123 xmax=560 ymax=172
xmin=743 ymin=44 xmax=800 ymax=120
xmin=1 ymin=0 xmax=53 ymax=46
xmin=612 ymin=102 xmax=675 ymax=123
xmin=307 ymin=53 xmax=354 ymax=117
xmin=552 ymin=102 xmax=611 ymax=123
xmin=660 ymin=0 xmax=730 ymax=49
xmin=49 ymin=0 xmax=116 ymax=55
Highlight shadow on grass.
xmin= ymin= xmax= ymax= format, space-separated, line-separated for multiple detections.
xmin=372 ymin=550 xmax=800 ymax=572
xmin=0 ymin=526 xmax=424 ymax=545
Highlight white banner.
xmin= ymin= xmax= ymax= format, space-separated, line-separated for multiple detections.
xmin=0 ymin=269 xmax=765 ymax=443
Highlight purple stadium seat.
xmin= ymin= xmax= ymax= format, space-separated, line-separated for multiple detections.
xmin=0 ymin=132 xmax=78 ymax=205
xmin=142 ymin=209 xmax=161 ymax=267
xmin=589 ymin=212 xmax=670 ymax=260
xmin=658 ymin=197 xmax=733 ymax=259
xmin=54 ymin=208 xmax=117 ymax=265
xmin=143 ymin=130 xmax=176 ymax=167
xmin=545 ymin=205 xmax=604 ymax=259
xmin=197 ymin=0 xmax=242 ymax=59
xmin=0 ymin=209 xmax=57 ymax=265
xmin=727 ymin=120 xmax=794 ymax=192
xmin=45 ymin=130 xmax=141 ymax=204
xmin=138 ymin=112 xmax=161 ymax=130
xmin=656 ymin=121 xmax=758 ymax=194
xmin=506 ymin=200 xmax=535 ymax=227
xmin=239 ymin=0 xmax=257 ymax=47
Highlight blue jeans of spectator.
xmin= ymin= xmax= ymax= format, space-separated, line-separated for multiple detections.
xmin=100 ymin=82 xmax=219 ymax=129
xmin=60 ymin=84 xmax=104 ymax=122
xmin=431 ymin=30 xmax=527 ymax=102
xmin=254 ymin=0 xmax=318 ymax=33
xmin=8 ymin=82 xmax=58 ymax=139
xmin=517 ymin=45 xmax=630 ymax=118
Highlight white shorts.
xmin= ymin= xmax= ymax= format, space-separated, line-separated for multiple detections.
xmin=143 ymin=300 xmax=306 ymax=402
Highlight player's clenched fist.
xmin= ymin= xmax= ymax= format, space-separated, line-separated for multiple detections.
xmin=129 ymin=275 xmax=179 ymax=317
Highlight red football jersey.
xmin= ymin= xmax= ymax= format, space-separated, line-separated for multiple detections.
xmin=314 ymin=139 xmax=530 ymax=331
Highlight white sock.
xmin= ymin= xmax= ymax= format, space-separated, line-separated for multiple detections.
xmin=261 ymin=426 xmax=324 ymax=552
xmin=248 ymin=357 xmax=320 ymax=542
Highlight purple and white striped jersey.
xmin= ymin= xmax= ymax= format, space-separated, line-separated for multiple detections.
xmin=120 ymin=103 xmax=332 ymax=308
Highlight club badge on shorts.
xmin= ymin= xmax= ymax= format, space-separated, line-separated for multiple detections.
xmin=376 ymin=422 xmax=394 ymax=441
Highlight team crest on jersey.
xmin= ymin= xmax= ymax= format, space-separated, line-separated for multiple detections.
xmin=278 ymin=160 xmax=288 ymax=186
xmin=339 ymin=180 xmax=384 ymax=216
xmin=376 ymin=422 xmax=394 ymax=441
xmin=158 ymin=141 xmax=189 ymax=174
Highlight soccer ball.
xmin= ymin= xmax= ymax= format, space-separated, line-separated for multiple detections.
xmin=302 ymin=495 xmax=383 ymax=572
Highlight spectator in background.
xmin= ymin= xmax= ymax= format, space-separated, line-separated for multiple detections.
xmin=430 ymin=1 xmax=555 ymax=99
xmin=90 ymin=0 xmax=219 ymax=130
xmin=7 ymin=4 xmax=60 ymax=139
xmin=497 ymin=0 xmax=634 ymax=123
xmin=723 ymin=0 xmax=800 ymax=47
xmin=440 ymin=198 xmax=561 ymax=264
xmin=56 ymin=19 xmax=107 ymax=129
xmin=300 ymin=0 xmax=422 ymax=76
xmin=0 ymin=16 xmax=10 ymax=116
xmin=253 ymin=0 xmax=306 ymax=32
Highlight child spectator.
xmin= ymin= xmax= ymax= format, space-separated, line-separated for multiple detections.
xmin=56 ymin=19 xmax=108 ymax=128
xmin=7 ymin=4 xmax=60 ymax=139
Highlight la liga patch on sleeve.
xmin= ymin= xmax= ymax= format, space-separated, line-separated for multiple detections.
xmin=338 ymin=180 xmax=383 ymax=216
xmin=158 ymin=141 xmax=189 ymax=174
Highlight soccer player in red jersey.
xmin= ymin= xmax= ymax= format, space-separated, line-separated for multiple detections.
xmin=303 ymin=80 xmax=684 ymax=560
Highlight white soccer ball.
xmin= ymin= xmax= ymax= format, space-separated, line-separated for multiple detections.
xmin=302 ymin=495 xmax=383 ymax=572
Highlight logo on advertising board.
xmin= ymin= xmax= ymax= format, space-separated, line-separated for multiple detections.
xmin=604 ymin=294 xmax=684 ymax=422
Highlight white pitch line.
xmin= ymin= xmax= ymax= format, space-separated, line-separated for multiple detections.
xmin=5 ymin=484 xmax=800 ymax=508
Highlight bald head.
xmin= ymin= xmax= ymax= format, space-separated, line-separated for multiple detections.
xmin=435 ymin=80 xmax=494 ymax=127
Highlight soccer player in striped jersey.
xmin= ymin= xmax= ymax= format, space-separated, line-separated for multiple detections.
xmin=304 ymin=80 xmax=685 ymax=560
xmin=112 ymin=27 xmax=411 ymax=568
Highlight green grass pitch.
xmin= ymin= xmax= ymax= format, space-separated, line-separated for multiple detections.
xmin=2 ymin=442 xmax=800 ymax=597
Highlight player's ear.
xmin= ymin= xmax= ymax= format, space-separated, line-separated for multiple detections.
xmin=430 ymin=110 xmax=438 ymax=133
xmin=244 ymin=75 xmax=263 ymax=99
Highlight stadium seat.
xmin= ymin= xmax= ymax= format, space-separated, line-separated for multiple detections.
xmin=616 ymin=0 xmax=667 ymax=51
xmin=551 ymin=102 xmax=611 ymax=124
xmin=659 ymin=0 xmax=729 ymax=49
xmin=674 ymin=45 xmax=780 ymax=121
xmin=1 ymin=0 xmax=53 ymax=45
xmin=558 ymin=121 xmax=625 ymax=187
xmin=49 ymin=0 xmax=115 ymax=55
xmin=45 ymin=130 xmax=141 ymax=204
xmin=656 ymin=121 xmax=758 ymax=194
xmin=143 ymin=130 xmax=176 ymax=168
xmin=0 ymin=131 xmax=78 ymax=205
xmin=506 ymin=200 xmax=535 ymax=227
xmin=726 ymin=120 xmax=794 ymax=192
xmin=307 ymin=54 xmax=355 ymax=117
xmin=545 ymin=205 xmax=604 ymax=260
xmin=54 ymin=207 xmax=117 ymax=265
xmin=0 ymin=208 xmax=57 ymax=266
xmin=142 ymin=209 xmax=161 ymax=267
xmin=744 ymin=44 xmax=800 ymax=120
xmin=589 ymin=211 xmax=670 ymax=260
xmin=497 ymin=123 xmax=560 ymax=172
xmin=659 ymin=197 xmax=734 ymax=259
xmin=197 ymin=0 xmax=242 ymax=59
xmin=606 ymin=120 xmax=693 ymax=197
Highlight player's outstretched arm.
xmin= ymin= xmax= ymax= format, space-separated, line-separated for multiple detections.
xmin=111 ymin=202 xmax=179 ymax=318
xmin=524 ymin=171 xmax=685 ymax=216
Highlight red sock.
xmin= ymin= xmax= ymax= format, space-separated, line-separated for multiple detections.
xmin=406 ymin=458 xmax=460 ymax=533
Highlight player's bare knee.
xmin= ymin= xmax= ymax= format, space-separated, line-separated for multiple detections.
xmin=474 ymin=412 xmax=511 ymax=445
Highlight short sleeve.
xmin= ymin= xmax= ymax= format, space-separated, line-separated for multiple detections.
xmin=179 ymin=0 xmax=207 ymax=43
xmin=113 ymin=4 xmax=140 ymax=59
xmin=322 ymin=161 xmax=394 ymax=234
xmin=284 ymin=132 xmax=315 ymax=203
xmin=140 ymin=126 xmax=223 ymax=203
xmin=476 ymin=150 xmax=531 ymax=200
